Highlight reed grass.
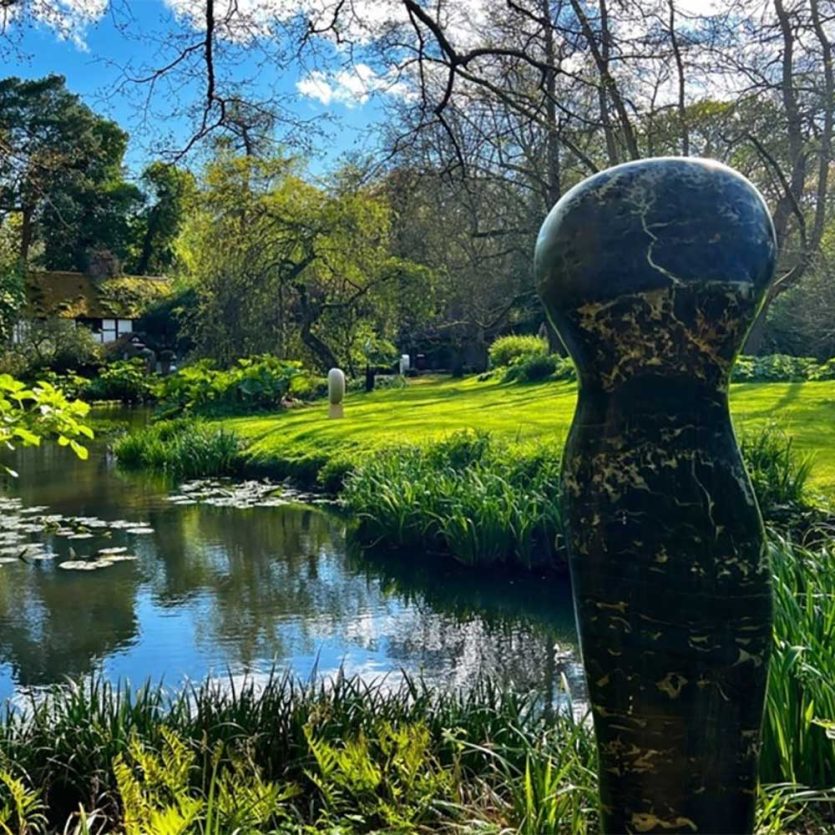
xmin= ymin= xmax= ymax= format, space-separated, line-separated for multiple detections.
xmin=342 ymin=431 xmax=565 ymax=570
xmin=762 ymin=534 xmax=835 ymax=790
xmin=0 ymin=650 xmax=831 ymax=832
xmin=0 ymin=671 xmax=598 ymax=833
xmin=342 ymin=428 xmax=810 ymax=571
xmin=114 ymin=419 xmax=244 ymax=479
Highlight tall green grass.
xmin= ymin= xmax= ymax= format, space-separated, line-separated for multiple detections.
xmin=342 ymin=431 xmax=565 ymax=570
xmin=0 ymin=672 xmax=598 ymax=833
xmin=741 ymin=429 xmax=813 ymax=514
xmin=342 ymin=428 xmax=811 ymax=571
xmin=114 ymin=419 xmax=244 ymax=479
xmin=762 ymin=534 xmax=835 ymax=791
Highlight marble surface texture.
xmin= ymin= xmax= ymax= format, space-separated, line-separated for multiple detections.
xmin=536 ymin=158 xmax=777 ymax=834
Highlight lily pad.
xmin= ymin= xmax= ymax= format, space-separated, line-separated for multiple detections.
xmin=59 ymin=559 xmax=113 ymax=571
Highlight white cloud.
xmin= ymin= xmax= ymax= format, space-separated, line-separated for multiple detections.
xmin=296 ymin=70 xmax=336 ymax=105
xmin=296 ymin=63 xmax=413 ymax=108
xmin=10 ymin=0 xmax=108 ymax=49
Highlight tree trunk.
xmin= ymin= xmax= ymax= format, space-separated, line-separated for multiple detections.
xmin=20 ymin=205 xmax=33 ymax=265
xmin=297 ymin=286 xmax=339 ymax=370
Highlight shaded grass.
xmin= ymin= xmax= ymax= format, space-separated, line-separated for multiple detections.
xmin=221 ymin=377 xmax=835 ymax=496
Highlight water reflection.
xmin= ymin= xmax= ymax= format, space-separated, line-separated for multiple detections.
xmin=0 ymin=431 xmax=578 ymax=704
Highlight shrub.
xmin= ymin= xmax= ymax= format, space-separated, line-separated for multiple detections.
xmin=114 ymin=419 xmax=243 ymax=478
xmin=29 ymin=369 xmax=90 ymax=400
xmin=157 ymin=355 xmax=316 ymax=417
xmin=488 ymin=334 xmax=548 ymax=369
xmin=504 ymin=353 xmax=557 ymax=382
xmin=812 ymin=358 xmax=835 ymax=380
xmin=82 ymin=359 xmax=158 ymax=404
xmin=733 ymin=354 xmax=828 ymax=383
xmin=10 ymin=318 xmax=101 ymax=376
xmin=503 ymin=354 xmax=576 ymax=384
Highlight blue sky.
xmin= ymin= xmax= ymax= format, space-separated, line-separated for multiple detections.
xmin=0 ymin=0 xmax=390 ymax=177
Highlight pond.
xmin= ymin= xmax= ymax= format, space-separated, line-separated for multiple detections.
xmin=0 ymin=425 xmax=579 ymax=706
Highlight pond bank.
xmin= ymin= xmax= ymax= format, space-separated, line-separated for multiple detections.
xmin=115 ymin=397 xmax=819 ymax=573
xmin=3 ymin=531 xmax=835 ymax=834
xmin=219 ymin=376 xmax=835 ymax=495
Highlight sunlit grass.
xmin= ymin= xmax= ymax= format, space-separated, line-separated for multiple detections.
xmin=221 ymin=376 xmax=835 ymax=495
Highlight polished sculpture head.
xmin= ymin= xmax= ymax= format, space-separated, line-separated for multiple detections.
xmin=535 ymin=158 xmax=777 ymax=391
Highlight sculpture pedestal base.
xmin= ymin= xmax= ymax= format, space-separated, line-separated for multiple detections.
xmin=328 ymin=403 xmax=344 ymax=419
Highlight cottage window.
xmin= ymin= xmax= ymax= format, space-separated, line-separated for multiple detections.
xmin=102 ymin=318 xmax=117 ymax=343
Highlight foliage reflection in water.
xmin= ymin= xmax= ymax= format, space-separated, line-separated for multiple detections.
xmin=0 ymin=434 xmax=579 ymax=705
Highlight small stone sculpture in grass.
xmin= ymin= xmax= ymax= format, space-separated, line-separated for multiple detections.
xmin=328 ymin=368 xmax=345 ymax=419
xmin=535 ymin=157 xmax=776 ymax=835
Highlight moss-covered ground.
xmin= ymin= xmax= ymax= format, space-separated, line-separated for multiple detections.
xmin=221 ymin=376 xmax=835 ymax=495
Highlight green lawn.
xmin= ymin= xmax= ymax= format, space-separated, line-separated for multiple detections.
xmin=223 ymin=376 xmax=835 ymax=495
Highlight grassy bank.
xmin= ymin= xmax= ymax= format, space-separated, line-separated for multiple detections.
xmin=221 ymin=376 xmax=835 ymax=496
xmin=1 ymin=533 xmax=834 ymax=833
xmin=115 ymin=377 xmax=822 ymax=572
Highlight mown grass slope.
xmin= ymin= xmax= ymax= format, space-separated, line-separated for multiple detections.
xmin=223 ymin=376 xmax=835 ymax=494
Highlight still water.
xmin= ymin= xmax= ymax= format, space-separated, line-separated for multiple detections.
xmin=0 ymin=429 xmax=578 ymax=705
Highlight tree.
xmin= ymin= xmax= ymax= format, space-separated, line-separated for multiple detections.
xmin=383 ymin=162 xmax=538 ymax=371
xmin=340 ymin=0 xmax=833 ymax=345
xmin=177 ymin=152 xmax=418 ymax=370
xmin=0 ymin=74 xmax=141 ymax=270
xmin=0 ymin=213 xmax=25 ymax=341
xmin=127 ymin=162 xmax=196 ymax=276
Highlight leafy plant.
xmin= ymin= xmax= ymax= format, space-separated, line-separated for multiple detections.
xmin=157 ymin=356 xmax=314 ymax=417
xmin=0 ymin=375 xmax=93 ymax=472
xmin=0 ymin=767 xmax=47 ymax=834
xmin=114 ymin=728 xmax=292 ymax=834
xmin=82 ymin=359 xmax=158 ymax=404
xmin=305 ymin=721 xmax=454 ymax=829
xmin=733 ymin=354 xmax=833 ymax=383
xmin=488 ymin=334 xmax=548 ymax=369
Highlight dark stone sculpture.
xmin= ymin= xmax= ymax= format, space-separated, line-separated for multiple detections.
xmin=535 ymin=158 xmax=776 ymax=834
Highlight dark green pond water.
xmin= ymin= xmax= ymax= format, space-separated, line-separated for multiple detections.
xmin=0 ymin=426 xmax=579 ymax=705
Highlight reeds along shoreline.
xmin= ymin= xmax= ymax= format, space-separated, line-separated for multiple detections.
xmin=113 ymin=423 xmax=815 ymax=573
xmin=1 ymin=544 xmax=835 ymax=835
xmin=0 ymin=671 xmax=598 ymax=833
